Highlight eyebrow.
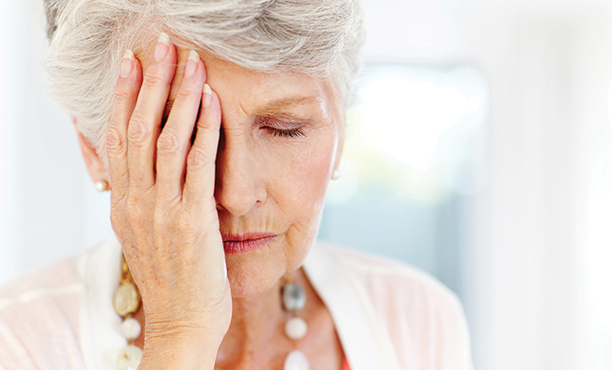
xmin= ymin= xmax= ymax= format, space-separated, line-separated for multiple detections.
xmin=163 ymin=95 xmax=320 ymax=122
xmin=254 ymin=96 xmax=321 ymax=117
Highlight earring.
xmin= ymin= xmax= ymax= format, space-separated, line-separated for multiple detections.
xmin=331 ymin=169 xmax=341 ymax=181
xmin=95 ymin=180 xmax=109 ymax=192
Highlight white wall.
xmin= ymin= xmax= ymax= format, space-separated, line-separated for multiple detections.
xmin=362 ymin=0 xmax=612 ymax=369
xmin=0 ymin=0 xmax=113 ymax=283
xmin=456 ymin=3 xmax=612 ymax=370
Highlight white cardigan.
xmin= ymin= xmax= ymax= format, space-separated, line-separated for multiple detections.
xmin=0 ymin=239 xmax=473 ymax=370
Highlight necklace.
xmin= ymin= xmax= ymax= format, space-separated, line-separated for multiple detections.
xmin=112 ymin=254 xmax=310 ymax=370
xmin=281 ymin=275 xmax=310 ymax=370
xmin=113 ymin=254 xmax=143 ymax=370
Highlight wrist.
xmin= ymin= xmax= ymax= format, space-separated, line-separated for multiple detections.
xmin=139 ymin=334 xmax=220 ymax=370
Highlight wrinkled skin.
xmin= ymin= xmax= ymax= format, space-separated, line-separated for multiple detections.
xmin=76 ymin=34 xmax=345 ymax=369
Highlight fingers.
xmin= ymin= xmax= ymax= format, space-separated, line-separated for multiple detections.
xmin=107 ymin=50 xmax=143 ymax=203
xmin=183 ymin=85 xmax=222 ymax=209
xmin=107 ymin=34 xmax=221 ymax=215
xmin=156 ymin=50 xmax=207 ymax=201
xmin=127 ymin=32 xmax=177 ymax=191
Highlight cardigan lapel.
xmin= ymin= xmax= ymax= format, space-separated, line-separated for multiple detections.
xmin=303 ymin=242 xmax=401 ymax=370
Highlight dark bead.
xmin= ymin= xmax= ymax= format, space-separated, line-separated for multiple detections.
xmin=282 ymin=283 xmax=306 ymax=311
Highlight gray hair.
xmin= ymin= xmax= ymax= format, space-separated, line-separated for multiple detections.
xmin=44 ymin=0 xmax=365 ymax=150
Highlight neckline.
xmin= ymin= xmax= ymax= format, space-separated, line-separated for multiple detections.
xmin=302 ymin=242 xmax=400 ymax=370
xmin=82 ymin=239 xmax=395 ymax=369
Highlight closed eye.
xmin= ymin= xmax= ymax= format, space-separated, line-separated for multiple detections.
xmin=256 ymin=115 xmax=309 ymax=139
xmin=262 ymin=127 xmax=306 ymax=138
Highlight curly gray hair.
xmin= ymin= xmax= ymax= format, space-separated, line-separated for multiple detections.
xmin=44 ymin=0 xmax=365 ymax=151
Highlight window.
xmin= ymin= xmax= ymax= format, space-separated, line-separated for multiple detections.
xmin=319 ymin=64 xmax=488 ymax=295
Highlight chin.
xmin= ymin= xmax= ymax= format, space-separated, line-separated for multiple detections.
xmin=224 ymin=237 xmax=312 ymax=298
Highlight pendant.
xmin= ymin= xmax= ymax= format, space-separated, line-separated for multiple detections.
xmin=116 ymin=344 xmax=143 ymax=370
xmin=119 ymin=317 xmax=142 ymax=341
xmin=284 ymin=349 xmax=310 ymax=370
xmin=113 ymin=282 xmax=140 ymax=317
xmin=285 ymin=317 xmax=308 ymax=340
xmin=282 ymin=283 xmax=306 ymax=311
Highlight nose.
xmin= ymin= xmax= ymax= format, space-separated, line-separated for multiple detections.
xmin=214 ymin=130 xmax=266 ymax=217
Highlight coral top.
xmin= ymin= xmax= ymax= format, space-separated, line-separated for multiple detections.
xmin=342 ymin=356 xmax=351 ymax=370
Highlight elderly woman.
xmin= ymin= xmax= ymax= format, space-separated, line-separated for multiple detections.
xmin=0 ymin=1 xmax=472 ymax=369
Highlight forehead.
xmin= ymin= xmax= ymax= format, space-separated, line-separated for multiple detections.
xmin=205 ymin=55 xmax=329 ymax=116
xmin=137 ymin=46 xmax=339 ymax=120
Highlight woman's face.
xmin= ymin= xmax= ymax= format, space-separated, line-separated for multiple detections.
xmin=122 ymin=48 xmax=343 ymax=297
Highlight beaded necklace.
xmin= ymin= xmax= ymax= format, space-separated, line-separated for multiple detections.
xmin=112 ymin=254 xmax=310 ymax=370
xmin=281 ymin=274 xmax=310 ymax=370
xmin=113 ymin=255 xmax=143 ymax=370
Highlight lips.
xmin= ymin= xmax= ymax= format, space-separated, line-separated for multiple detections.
xmin=222 ymin=232 xmax=277 ymax=254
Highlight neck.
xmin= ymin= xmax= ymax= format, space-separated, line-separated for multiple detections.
xmin=215 ymin=269 xmax=309 ymax=367
xmin=218 ymin=280 xmax=284 ymax=360
xmin=131 ymin=269 xmax=312 ymax=367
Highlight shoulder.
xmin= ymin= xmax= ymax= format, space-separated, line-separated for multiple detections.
xmin=0 ymin=245 xmax=103 ymax=369
xmin=311 ymin=241 xmax=473 ymax=369
xmin=315 ymin=241 xmax=463 ymax=315
xmin=0 ymin=253 xmax=86 ymax=301
xmin=0 ymin=252 xmax=88 ymax=328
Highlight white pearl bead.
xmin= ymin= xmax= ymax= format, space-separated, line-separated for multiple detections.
xmin=285 ymin=317 xmax=308 ymax=340
xmin=95 ymin=180 xmax=108 ymax=192
xmin=284 ymin=349 xmax=310 ymax=370
xmin=120 ymin=317 xmax=142 ymax=341
xmin=116 ymin=345 xmax=142 ymax=370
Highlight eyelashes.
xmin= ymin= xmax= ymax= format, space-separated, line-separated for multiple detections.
xmin=264 ymin=127 xmax=306 ymax=139
xmin=256 ymin=115 xmax=308 ymax=139
xmin=189 ymin=123 xmax=307 ymax=143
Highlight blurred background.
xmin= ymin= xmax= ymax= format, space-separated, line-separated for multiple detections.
xmin=1 ymin=0 xmax=612 ymax=369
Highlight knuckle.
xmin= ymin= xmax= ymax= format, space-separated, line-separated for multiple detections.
xmin=143 ymin=67 xmax=166 ymax=90
xmin=105 ymin=128 xmax=124 ymax=150
xmin=187 ymin=148 xmax=211 ymax=169
xmin=154 ymin=208 xmax=187 ymax=232
xmin=197 ymin=118 xmax=217 ymax=132
xmin=125 ymin=199 xmax=144 ymax=225
xmin=153 ymin=209 xmax=178 ymax=234
xmin=124 ymin=210 xmax=137 ymax=225
xmin=113 ymin=87 xmax=132 ymax=105
xmin=127 ymin=115 xmax=151 ymax=147
xmin=174 ymin=88 xmax=197 ymax=103
xmin=157 ymin=130 xmax=182 ymax=155
xmin=152 ymin=208 xmax=168 ymax=228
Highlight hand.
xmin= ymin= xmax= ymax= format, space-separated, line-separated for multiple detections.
xmin=105 ymin=34 xmax=231 ymax=369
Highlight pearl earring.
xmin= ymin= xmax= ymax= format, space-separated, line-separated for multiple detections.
xmin=331 ymin=169 xmax=341 ymax=180
xmin=95 ymin=180 xmax=109 ymax=192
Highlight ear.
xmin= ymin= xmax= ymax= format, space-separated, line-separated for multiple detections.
xmin=332 ymin=124 xmax=345 ymax=174
xmin=72 ymin=116 xmax=110 ymax=185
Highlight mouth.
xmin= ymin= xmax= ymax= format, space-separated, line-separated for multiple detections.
xmin=221 ymin=232 xmax=278 ymax=254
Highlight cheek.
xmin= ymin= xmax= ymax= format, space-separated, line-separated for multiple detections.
xmin=267 ymin=129 xmax=337 ymax=226
xmin=269 ymin=133 xmax=336 ymax=271
xmin=293 ymin=147 xmax=334 ymax=211
xmin=225 ymin=132 xmax=337 ymax=295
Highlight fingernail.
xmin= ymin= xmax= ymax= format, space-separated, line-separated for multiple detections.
xmin=120 ymin=50 xmax=134 ymax=78
xmin=184 ymin=50 xmax=200 ymax=78
xmin=203 ymin=84 xmax=213 ymax=108
xmin=154 ymin=32 xmax=170 ymax=61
